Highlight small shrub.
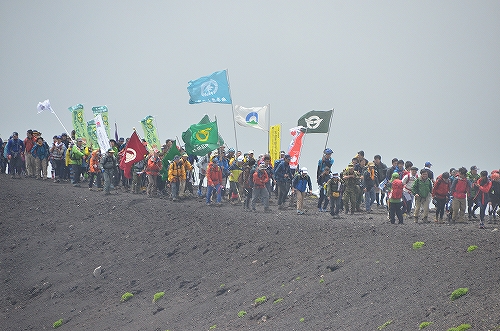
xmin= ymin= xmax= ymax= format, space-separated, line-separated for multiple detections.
xmin=447 ymin=323 xmax=471 ymax=331
xmin=53 ymin=319 xmax=63 ymax=328
xmin=299 ymin=317 xmax=305 ymax=322
xmin=319 ymin=278 xmax=325 ymax=284
xmin=153 ymin=291 xmax=165 ymax=303
xmin=237 ymin=310 xmax=247 ymax=318
xmin=273 ymin=298 xmax=283 ymax=304
xmin=378 ymin=320 xmax=392 ymax=330
xmin=209 ymin=324 xmax=217 ymax=329
xmin=295 ymin=276 xmax=301 ymax=280
xmin=450 ymin=288 xmax=468 ymax=301
xmin=419 ymin=321 xmax=433 ymax=329
xmin=254 ymin=296 xmax=267 ymax=305
xmin=121 ymin=292 xmax=134 ymax=302
xmin=413 ymin=241 xmax=425 ymax=249
xmin=467 ymin=245 xmax=477 ymax=252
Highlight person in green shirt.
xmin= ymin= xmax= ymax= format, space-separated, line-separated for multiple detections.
xmin=412 ymin=169 xmax=433 ymax=223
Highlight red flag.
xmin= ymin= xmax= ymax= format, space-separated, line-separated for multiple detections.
xmin=288 ymin=126 xmax=306 ymax=169
xmin=119 ymin=131 xmax=148 ymax=179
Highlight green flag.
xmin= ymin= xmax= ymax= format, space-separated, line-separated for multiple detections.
xmin=182 ymin=115 xmax=224 ymax=156
xmin=86 ymin=119 xmax=99 ymax=150
xmin=140 ymin=115 xmax=162 ymax=152
xmin=160 ymin=141 xmax=180 ymax=181
xmin=68 ymin=104 xmax=88 ymax=142
xmin=297 ymin=110 xmax=332 ymax=133
xmin=189 ymin=121 xmax=219 ymax=145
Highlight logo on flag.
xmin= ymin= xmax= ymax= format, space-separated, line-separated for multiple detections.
xmin=297 ymin=110 xmax=333 ymax=133
xmin=234 ymin=105 xmax=269 ymax=131
xmin=187 ymin=70 xmax=232 ymax=104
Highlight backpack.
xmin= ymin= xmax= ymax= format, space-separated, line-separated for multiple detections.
xmin=252 ymin=169 xmax=268 ymax=188
xmin=390 ymin=180 xmax=403 ymax=200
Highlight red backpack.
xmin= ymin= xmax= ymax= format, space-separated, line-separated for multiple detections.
xmin=390 ymin=179 xmax=403 ymax=200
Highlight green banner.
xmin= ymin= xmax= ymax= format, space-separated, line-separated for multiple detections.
xmin=92 ymin=106 xmax=111 ymax=138
xmin=140 ymin=115 xmax=161 ymax=152
xmin=86 ymin=119 xmax=99 ymax=150
xmin=182 ymin=115 xmax=224 ymax=156
xmin=68 ymin=104 xmax=88 ymax=143
xmin=160 ymin=141 xmax=181 ymax=181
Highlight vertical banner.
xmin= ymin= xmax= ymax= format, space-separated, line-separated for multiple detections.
xmin=288 ymin=126 xmax=306 ymax=169
xmin=86 ymin=119 xmax=99 ymax=150
xmin=140 ymin=115 xmax=161 ymax=152
xmin=92 ymin=106 xmax=111 ymax=138
xmin=95 ymin=114 xmax=111 ymax=153
xmin=269 ymin=124 xmax=281 ymax=163
xmin=68 ymin=104 xmax=87 ymax=143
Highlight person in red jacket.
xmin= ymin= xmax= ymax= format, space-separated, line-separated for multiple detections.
xmin=450 ymin=167 xmax=471 ymax=223
xmin=388 ymin=172 xmax=404 ymax=224
xmin=475 ymin=170 xmax=492 ymax=229
xmin=145 ymin=151 xmax=162 ymax=198
xmin=432 ymin=172 xmax=451 ymax=222
xmin=252 ymin=163 xmax=271 ymax=212
xmin=206 ymin=157 xmax=223 ymax=205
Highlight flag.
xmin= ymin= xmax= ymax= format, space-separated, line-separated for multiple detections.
xmin=68 ymin=104 xmax=88 ymax=142
xmin=37 ymin=99 xmax=54 ymax=113
xmin=188 ymin=121 xmax=219 ymax=146
xmin=114 ymin=122 xmax=119 ymax=142
xmin=234 ymin=104 xmax=269 ymax=131
xmin=288 ymin=126 xmax=306 ymax=169
xmin=187 ymin=70 xmax=232 ymax=104
xmin=120 ymin=131 xmax=148 ymax=179
xmin=160 ymin=140 xmax=181 ymax=181
xmin=92 ymin=106 xmax=111 ymax=138
xmin=140 ymin=115 xmax=162 ymax=152
xmin=182 ymin=115 xmax=224 ymax=156
xmin=86 ymin=119 xmax=99 ymax=150
xmin=297 ymin=110 xmax=333 ymax=133
xmin=95 ymin=114 xmax=111 ymax=153
xmin=269 ymin=124 xmax=281 ymax=163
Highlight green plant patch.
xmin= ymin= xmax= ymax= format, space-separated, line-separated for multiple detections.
xmin=299 ymin=317 xmax=305 ymax=322
xmin=447 ymin=323 xmax=471 ymax=331
xmin=378 ymin=320 xmax=392 ymax=330
xmin=209 ymin=324 xmax=217 ymax=329
xmin=413 ymin=241 xmax=425 ymax=249
xmin=273 ymin=298 xmax=283 ymax=304
xmin=467 ymin=245 xmax=477 ymax=252
xmin=319 ymin=278 xmax=325 ymax=283
xmin=450 ymin=288 xmax=468 ymax=301
xmin=121 ymin=292 xmax=134 ymax=302
xmin=53 ymin=319 xmax=63 ymax=328
xmin=153 ymin=291 xmax=165 ymax=303
xmin=254 ymin=296 xmax=267 ymax=305
xmin=419 ymin=321 xmax=433 ymax=329
xmin=237 ymin=310 xmax=247 ymax=318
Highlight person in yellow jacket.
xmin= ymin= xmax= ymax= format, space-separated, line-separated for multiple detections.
xmin=179 ymin=153 xmax=193 ymax=198
xmin=168 ymin=155 xmax=186 ymax=201
xmin=228 ymin=155 xmax=244 ymax=202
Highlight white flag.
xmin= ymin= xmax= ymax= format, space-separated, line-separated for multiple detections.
xmin=95 ymin=114 xmax=111 ymax=154
xmin=37 ymin=99 xmax=54 ymax=113
xmin=234 ymin=104 xmax=269 ymax=131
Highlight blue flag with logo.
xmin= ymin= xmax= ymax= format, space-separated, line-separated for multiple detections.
xmin=187 ymin=70 xmax=232 ymax=104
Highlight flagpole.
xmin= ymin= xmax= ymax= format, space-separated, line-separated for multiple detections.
xmin=50 ymin=108 xmax=74 ymax=143
xmin=267 ymin=104 xmax=271 ymax=153
xmin=225 ymin=68 xmax=239 ymax=151
xmin=324 ymin=108 xmax=334 ymax=150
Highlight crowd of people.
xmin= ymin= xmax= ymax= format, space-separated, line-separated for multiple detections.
xmin=2 ymin=129 xmax=499 ymax=229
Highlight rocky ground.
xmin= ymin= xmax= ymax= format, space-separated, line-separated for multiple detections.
xmin=1 ymin=174 xmax=499 ymax=331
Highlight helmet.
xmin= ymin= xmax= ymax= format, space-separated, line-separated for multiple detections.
xmin=228 ymin=148 xmax=235 ymax=153
xmin=324 ymin=148 xmax=333 ymax=154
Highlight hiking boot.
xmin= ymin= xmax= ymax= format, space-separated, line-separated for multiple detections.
xmin=479 ymin=224 xmax=485 ymax=229
xmin=297 ymin=210 xmax=304 ymax=215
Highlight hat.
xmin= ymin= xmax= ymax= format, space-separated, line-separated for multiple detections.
xmin=174 ymin=155 xmax=180 ymax=160
xmin=284 ymin=154 xmax=291 ymax=160
xmin=470 ymin=165 xmax=478 ymax=171
xmin=107 ymin=148 xmax=115 ymax=153
xmin=248 ymin=150 xmax=254 ymax=154
xmin=300 ymin=167 xmax=308 ymax=174
xmin=367 ymin=162 xmax=375 ymax=167
xmin=77 ymin=138 xmax=83 ymax=142
xmin=27 ymin=129 xmax=33 ymax=134
xmin=324 ymin=148 xmax=333 ymax=154
xmin=119 ymin=137 xmax=124 ymax=142
xmin=332 ymin=172 xmax=339 ymax=178
xmin=12 ymin=131 xmax=18 ymax=136
xmin=182 ymin=153 xmax=188 ymax=157
xmin=425 ymin=161 xmax=432 ymax=167
xmin=61 ymin=132 xmax=67 ymax=136
xmin=391 ymin=172 xmax=400 ymax=179
xmin=237 ymin=156 xmax=244 ymax=162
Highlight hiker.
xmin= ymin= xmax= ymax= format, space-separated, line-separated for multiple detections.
xmin=50 ymin=135 xmax=66 ymax=183
xmin=373 ymin=154 xmax=388 ymax=207
xmin=388 ymin=172 xmax=404 ymax=224
xmin=450 ymin=167 xmax=471 ymax=223
xmin=30 ymin=137 xmax=50 ymax=180
xmin=88 ymin=149 xmax=102 ymax=191
xmin=168 ymin=155 xmax=185 ymax=201
xmin=412 ymin=169 xmax=433 ymax=223
xmin=401 ymin=166 xmax=418 ymax=215
xmin=274 ymin=154 xmax=293 ymax=210
xmin=467 ymin=166 xmax=480 ymax=219
xmin=317 ymin=166 xmax=331 ymax=212
xmin=362 ymin=162 xmax=378 ymax=212
xmin=341 ymin=164 xmax=360 ymax=215
xmin=431 ymin=172 xmax=451 ymax=222
xmin=100 ymin=148 xmax=117 ymax=195
xmin=23 ymin=130 xmax=36 ymax=177
xmin=475 ymin=170 xmax=491 ymax=229
xmin=251 ymin=163 xmax=271 ymax=212
xmin=206 ymin=156 xmax=223 ymax=206
xmin=68 ymin=138 xmax=86 ymax=187
xmin=292 ymin=167 xmax=312 ymax=215
xmin=326 ymin=172 xmax=342 ymax=218
xmin=5 ymin=132 xmax=25 ymax=178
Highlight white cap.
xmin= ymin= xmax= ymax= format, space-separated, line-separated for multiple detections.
xmin=301 ymin=167 xmax=308 ymax=174
xmin=237 ymin=156 xmax=244 ymax=162
xmin=248 ymin=150 xmax=254 ymax=154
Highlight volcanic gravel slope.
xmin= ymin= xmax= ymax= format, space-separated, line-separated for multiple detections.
xmin=1 ymin=174 xmax=499 ymax=331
